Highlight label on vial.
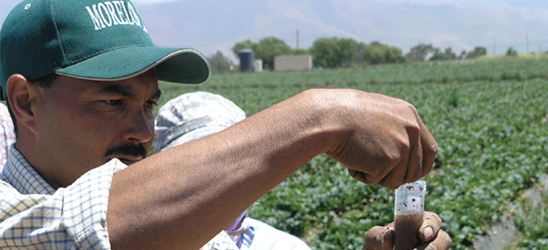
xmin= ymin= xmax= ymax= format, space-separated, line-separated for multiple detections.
xmin=408 ymin=196 xmax=422 ymax=212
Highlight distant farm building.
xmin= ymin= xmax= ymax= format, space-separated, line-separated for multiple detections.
xmin=274 ymin=55 xmax=313 ymax=71
xmin=253 ymin=59 xmax=263 ymax=72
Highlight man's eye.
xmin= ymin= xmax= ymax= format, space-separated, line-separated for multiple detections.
xmin=144 ymin=101 xmax=157 ymax=109
xmin=105 ymin=100 xmax=123 ymax=106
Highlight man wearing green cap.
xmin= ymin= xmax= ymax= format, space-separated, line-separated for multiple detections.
xmin=0 ymin=0 xmax=451 ymax=249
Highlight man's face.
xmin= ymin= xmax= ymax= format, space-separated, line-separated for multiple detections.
xmin=31 ymin=69 xmax=161 ymax=187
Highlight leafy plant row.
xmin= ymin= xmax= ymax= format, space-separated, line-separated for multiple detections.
xmin=156 ymin=58 xmax=548 ymax=249
xmin=207 ymin=57 xmax=548 ymax=89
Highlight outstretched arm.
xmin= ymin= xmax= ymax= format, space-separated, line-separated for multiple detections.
xmin=106 ymin=89 xmax=437 ymax=250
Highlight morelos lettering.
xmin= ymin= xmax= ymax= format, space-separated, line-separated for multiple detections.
xmin=85 ymin=1 xmax=147 ymax=32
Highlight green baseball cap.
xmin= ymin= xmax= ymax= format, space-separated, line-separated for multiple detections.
xmin=0 ymin=0 xmax=210 ymax=99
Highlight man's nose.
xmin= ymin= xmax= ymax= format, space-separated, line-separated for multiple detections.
xmin=123 ymin=108 xmax=154 ymax=143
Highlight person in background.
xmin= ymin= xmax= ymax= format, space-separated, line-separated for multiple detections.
xmin=0 ymin=103 xmax=15 ymax=169
xmin=154 ymin=91 xmax=312 ymax=250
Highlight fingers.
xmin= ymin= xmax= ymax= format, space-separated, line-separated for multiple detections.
xmin=401 ymin=136 xmax=422 ymax=184
xmin=419 ymin=122 xmax=437 ymax=177
xmin=378 ymin=141 xmax=412 ymax=189
xmin=348 ymin=169 xmax=368 ymax=184
xmin=364 ymin=212 xmax=450 ymax=250
xmin=343 ymin=93 xmax=437 ymax=188
xmin=378 ymin=121 xmax=424 ymax=189
xmin=414 ymin=230 xmax=452 ymax=250
xmin=363 ymin=224 xmax=394 ymax=250
xmin=419 ymin=212 xmax=442 ymax=241
xmin=382 ymin=119 xmax=435 ymax=188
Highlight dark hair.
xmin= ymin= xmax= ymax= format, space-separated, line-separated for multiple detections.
xmin=6 ymin=74 xmax=59 ymax=135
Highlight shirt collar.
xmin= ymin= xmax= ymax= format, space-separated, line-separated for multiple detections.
xmin=2 ymin=146 xmax=57 ymax=195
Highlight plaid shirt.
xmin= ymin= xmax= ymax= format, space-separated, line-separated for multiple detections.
xmin=0 ymin=147 xmax=238 ymax=250
xmin=201 ymin=232 xmax=239 ymax=250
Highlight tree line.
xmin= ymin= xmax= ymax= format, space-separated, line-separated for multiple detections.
xmin=207 ymin=36 xmax=542 ymax=72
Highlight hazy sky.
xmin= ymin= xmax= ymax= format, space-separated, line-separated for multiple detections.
xmin=2 ymin=0 xmax=547 ymax=62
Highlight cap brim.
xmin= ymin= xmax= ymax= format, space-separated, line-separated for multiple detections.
xmin=56 ymin=47 xmax=210 ymax=84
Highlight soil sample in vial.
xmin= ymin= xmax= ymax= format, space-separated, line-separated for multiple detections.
xmin=394 ymin=180 xmax=426 ymax=250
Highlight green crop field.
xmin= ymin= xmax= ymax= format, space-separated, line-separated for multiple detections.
xmin=157 ymin=57 xmax=548 ymax=250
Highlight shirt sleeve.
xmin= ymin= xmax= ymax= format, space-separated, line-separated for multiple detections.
xmin=241 ymin=218 xmax=312 ymax=250
xmin=0 ymin=159 xmax=125 ymax=250
xmin=199 ymin=230 xmax=239 ymax=250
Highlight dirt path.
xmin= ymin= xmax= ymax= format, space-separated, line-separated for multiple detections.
xmin=474 ymin=174 xmax=548 ymax=250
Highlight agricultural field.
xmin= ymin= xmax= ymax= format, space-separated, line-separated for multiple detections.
xmin=157 ymin=57 xmax=548 ymax=250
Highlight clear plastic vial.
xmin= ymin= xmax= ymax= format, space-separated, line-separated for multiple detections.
xmin=394 ymin=180 xmax=427 ymax=250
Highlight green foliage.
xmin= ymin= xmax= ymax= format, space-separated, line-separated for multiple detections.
xmin=465 ymin=47 xmax=487 ymax=59
xmin=506 ymin=47 xmax=519 ymax=57
xmin=157 ymin=58 xmax=548 ymax=250
xmin=407 ymin=45 xmax=485 ymax=62
xmin=430 ymin=47 xmax=457 ymax=61
xmin=514 ymin=192 xmax=548 ymax=249
xmin=310 ymin=37 xmax=358 ymax=68
xmin=292 ymin=48 xmax=309 ymax=55
xmin=310 ymin=38 xmax=339 ymax=68
xmin=254 ymin=37 xmax=292 ymax=70
xmin=406 ymin=43 xmax=436 ymax=61
xmin=248 ymin=156 xmax=393 ymax=249
xmin=231 ymin=39 xmax=255 ymax=59
xmin=231 ymin=37 xmax=292 ymax=70
xmin=354 ymin=41 xmax=407 ymax=65
xmin=232 ymin=37 xmax=494 ymax=71
xmin=207 ymin=51 xmax=234 ymax=73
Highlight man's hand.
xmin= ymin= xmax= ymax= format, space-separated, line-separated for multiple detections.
xmin=319 ymin=89 xmax=437 ymax=189
xmin=363 ymin=212 xmax=452 ymax=250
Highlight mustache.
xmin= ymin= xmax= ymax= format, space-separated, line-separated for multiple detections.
xmin=104 ymin=143 xmax=148 ymax=159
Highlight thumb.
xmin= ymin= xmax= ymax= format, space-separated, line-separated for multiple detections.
xmin=363 ymin=224 xmax=394 ymax=250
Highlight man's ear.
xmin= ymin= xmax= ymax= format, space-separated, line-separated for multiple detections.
xmin=6 ymin=74 xmax=40 ymax=135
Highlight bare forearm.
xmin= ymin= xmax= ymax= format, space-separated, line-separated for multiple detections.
xmin=107 ymin=89 xmax=338 ymax=249
xmin=106 ymin=88 xmax=437 ymax=249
